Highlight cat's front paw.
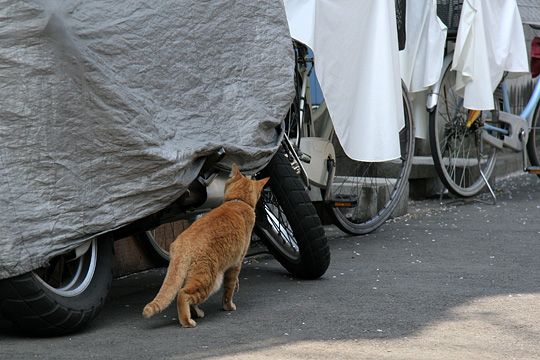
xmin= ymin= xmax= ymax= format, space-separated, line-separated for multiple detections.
xmin=223 ymin=302 xmax=236 ymax=311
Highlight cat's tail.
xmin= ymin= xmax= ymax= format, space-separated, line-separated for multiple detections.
xmin=142 ymin=256 xmax=188 ymax=319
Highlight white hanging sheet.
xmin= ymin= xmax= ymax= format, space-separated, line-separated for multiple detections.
xmin=400 ymin=0 xmax=447 ymax=93
xmin=283 ymin=0 xmax=404 ymax=162
xmin=399 ymin=0 xmax=447 ymax=139
xmin=453 ymin=0 xmax=529 ymax=110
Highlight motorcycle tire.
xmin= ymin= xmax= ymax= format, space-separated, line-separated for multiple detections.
xmin=255 ymin=151 xmax=330 ymax=279
xmin=0 ymin=235 xmax=114 ymax=336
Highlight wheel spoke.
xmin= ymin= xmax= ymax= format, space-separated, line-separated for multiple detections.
xmin=430 ymin=67 xmax=497 ymax=196
xmin=260 ymin=189 xmax=299 ymax=256
xmin=329 ymin=84 xmax=413 ymax=234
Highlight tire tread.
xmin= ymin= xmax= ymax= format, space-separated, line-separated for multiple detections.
xmin=257 ymin=151 xmax=330 ymax=279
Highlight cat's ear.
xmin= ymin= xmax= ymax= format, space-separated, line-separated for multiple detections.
xmin=258 ymin=177 xmax=270 ymax=189
xmin=230 ymin=163 xmax=242 ymax=178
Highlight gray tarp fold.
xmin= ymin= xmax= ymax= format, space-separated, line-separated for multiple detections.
xmin=0 ymin=0 xmax=294 ymax=279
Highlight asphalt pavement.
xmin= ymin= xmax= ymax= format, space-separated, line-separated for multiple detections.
xmin=1 ymin=172 xmax=540 ymax=359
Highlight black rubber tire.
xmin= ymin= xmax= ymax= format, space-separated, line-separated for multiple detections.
xmin=255 ymin=151 xmax=330 ymax=279
xmin=429 ymin=63 xmax=498 ymax=197
xmin=330 ymin=82 xmax=414 ymax=235
xmin=0 ymin=235 xmax=114 ymax=336
xmin=527 ymin=101 xmax=540 ymax=178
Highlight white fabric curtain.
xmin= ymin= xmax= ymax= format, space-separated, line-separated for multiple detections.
xmin=453 ymin=0 xmax=529 ymax=110
xmin=400 ymin=0 xmax=447 ymax=93
xmin=284 ymin=0 xmax=404 ymax=162
xmin=399 ymin=0 xmax=447 ymax=139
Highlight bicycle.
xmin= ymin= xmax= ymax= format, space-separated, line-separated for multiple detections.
xmin=427 ymin=0 xmax=540 ymax=198
xmin=284 ymin=40 xmax=415 ymax=235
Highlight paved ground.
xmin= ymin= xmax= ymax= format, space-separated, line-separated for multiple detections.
xmin=1 ymin=173 xmax=540 ymax=359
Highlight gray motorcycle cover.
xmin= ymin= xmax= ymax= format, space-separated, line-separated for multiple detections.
xmin=0 ymin=1 xmax=294 ymax=279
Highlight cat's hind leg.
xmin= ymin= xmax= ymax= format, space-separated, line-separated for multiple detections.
xmin=190 ymin=304 xmax=205 ymax=319
xmin=222 ymin=265 xmax=241 ymax=311
xmin=177 ymin=278 xmax=213 ymax=328
xmin=177 ymin=291 xmax=196 ymax=328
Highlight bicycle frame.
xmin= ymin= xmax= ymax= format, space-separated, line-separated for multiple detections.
xmin=428 ymin=51 xmax=537 ymax=158
xmin=286 ymin=43 xmax=336 ymax=193
xmin=482 ymin=78 xmax=539 ymax=138
xmin=503 ymin=77 xmax=540 ymax=122
xmin=290 ymin=45 xmax=333 ymax=148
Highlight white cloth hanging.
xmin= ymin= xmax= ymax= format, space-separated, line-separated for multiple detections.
xmin=453 ymin=0 xmax=529 ymax=110
xmin=283 ymin=0 xmax=404 ymax=162
xmin=399 ymin=0 xmax=447 ymax=139
xmin=400 ymin=0 xmax=447 ymax=93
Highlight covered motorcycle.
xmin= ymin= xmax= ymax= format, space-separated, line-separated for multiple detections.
xmin=0 ymin=0 xmax=330 ymax=335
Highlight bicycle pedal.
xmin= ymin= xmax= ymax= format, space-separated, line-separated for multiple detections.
xmin=525 ymin=166 xmax=540 ymax=174
xmin=326 ymin=194 xmax=358 ymax=208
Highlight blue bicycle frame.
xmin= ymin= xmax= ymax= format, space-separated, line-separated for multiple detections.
xmin=483 ymin=79 xmax=540 ymax=136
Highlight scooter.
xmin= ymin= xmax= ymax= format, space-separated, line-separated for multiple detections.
xmin=0 ymin=145 xmax=330 ymax=336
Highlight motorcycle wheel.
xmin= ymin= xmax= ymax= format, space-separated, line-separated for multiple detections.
xmin=255 ymin=151 xmax=330 ymax=279
xmin=0 ymin=235 xmax=114 ymax=336
xmin=136 ymin=220 xmax=193 ymax=265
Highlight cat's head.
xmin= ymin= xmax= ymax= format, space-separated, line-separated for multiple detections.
xmin=224 ymin=164 xmax=269 ymax=208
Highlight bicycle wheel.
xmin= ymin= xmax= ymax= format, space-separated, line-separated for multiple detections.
xmin=0 ymin=236 xmax=114 ymax=335
xmin=329 ymin=83 xmax=414 ymax=235
xmin=429 ymin=66 xmax=499 ymax=197
xmin=527 ymin=101 xmax=540 ymax=178
xmin=255 ymin=151 xmax=330 ymax=279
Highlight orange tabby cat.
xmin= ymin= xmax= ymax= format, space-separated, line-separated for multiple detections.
xmin=142 ymin=164 xmax=269 ymax=327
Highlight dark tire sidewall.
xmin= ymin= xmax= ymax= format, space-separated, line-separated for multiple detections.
xmin=256 ymin=151 xmax=330 ymax=279
xmin=0 ymin=235 xmax=114 ymax=335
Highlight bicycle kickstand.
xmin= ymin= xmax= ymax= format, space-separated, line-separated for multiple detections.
xmin=478 ymin=153 xmax=497 ymax=205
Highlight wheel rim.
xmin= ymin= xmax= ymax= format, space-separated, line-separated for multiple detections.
xmin=146 ymin=220 xmax=192 ymax=262
xmin=433 ymin=71 xmax=498 ymax=196
xmin=33 ymin=239 xmax=97 ymax=297
xmin=331 ymin=86 xmax=413 ymax=232
xmin=331 ymin=130 xmax=407 ymax=227
xmin=146 ymin=229 xmax=170 ymax=261
xmin=259 ymin=188 xmax=300 ymax=260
